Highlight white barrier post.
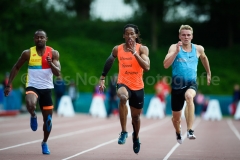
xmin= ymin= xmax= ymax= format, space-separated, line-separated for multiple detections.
xmin=234 ymin=101 xmax=240 ymax=120
xmin=57 ymin=95 xmax=75 ymax=117
xmin=89 ymin=95 xmax=107 ymax=118
xmin=146 ymin=97 xmax=165 ymax=119
xmin=181 ymin=101 xmax=187 ymax=119
xmin=126 ymin=100 xmax=131 ymax=118
xmin=203 ymin=99 xmax=222 ymax=121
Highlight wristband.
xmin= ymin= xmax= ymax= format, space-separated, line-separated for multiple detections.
xmin=133 ymin=51 xmax=137 ymax=55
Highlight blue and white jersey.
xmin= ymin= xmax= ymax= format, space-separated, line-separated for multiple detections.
xmin=171 ymin=43 xmax=198 ymax=89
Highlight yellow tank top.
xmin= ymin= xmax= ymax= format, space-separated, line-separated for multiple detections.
xmin=117 ymin=43 xmax=144 ymax=90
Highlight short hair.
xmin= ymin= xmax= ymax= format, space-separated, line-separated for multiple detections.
xmin=179 ymin=25 xmax=193 ymax=34
xmin=35 ymin=29 xmax=47 ymax=37
xmin=123 ymin=24 xmax=142 ymax=44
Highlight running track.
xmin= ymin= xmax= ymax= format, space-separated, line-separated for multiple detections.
xmin=0 ymin=113 xmax=240 ymax=160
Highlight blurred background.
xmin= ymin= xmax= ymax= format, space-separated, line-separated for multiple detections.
xmin=0 ymin=0 xmax=239 ymax=117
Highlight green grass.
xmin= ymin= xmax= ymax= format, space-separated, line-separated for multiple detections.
xmin=4 ymin=36 xmax=240 ymax=95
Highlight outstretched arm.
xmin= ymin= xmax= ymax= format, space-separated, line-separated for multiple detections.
xmin=4 ymin=50 xmax=29 ymax=96
xmin=47 ymin=49 xmax=61 ymax=76
xmin=198 ymin=45 xmax=211 ymax=85
xmin=99 ymin=46 xmax=118 ymax=92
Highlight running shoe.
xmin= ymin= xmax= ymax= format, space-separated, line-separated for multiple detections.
xmin=176 ymin=132 xmax=182 ymax=144
xmin=30 ymin=113 xmax=38 ymax=131
xmin=187 ymin=129 xmax=196 ymax=139
xmin=132 ymin=132 xmax=141 ymax=154
xmin=42 ymin=142 xmax=50 ymax=154
xmin=118 ymin=131 xmax=128 ymax=144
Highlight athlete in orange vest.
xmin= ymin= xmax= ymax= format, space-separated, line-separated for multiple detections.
xmin=4 ymin=30 xmax=61 ymax=155
xmin=99 ymin=24 xmax=150 ymax=154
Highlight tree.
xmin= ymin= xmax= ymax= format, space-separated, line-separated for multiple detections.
xmin=57 ymin=0 xmax=95 ymax=20
xmin=173 ymin=0 xmax=240 ymax=48
xmin=124 ymin=0 xmax=166 ymax=51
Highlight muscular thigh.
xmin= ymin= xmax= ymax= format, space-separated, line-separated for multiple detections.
xmin=129 ymin=89 xmax=144 ymax=109
xmin=117 ymin=84 xmax=130 ymax=99
xmin=38 ymin=89 xmax=53 ymax=110
xmin=171 ymin=89 xmax=186 ymax=111
xmin=26 ymin=87 xmax=39 ymax=106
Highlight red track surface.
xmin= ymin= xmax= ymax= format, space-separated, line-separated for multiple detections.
xmin=0 ymin=113 xmax=240 ymax=160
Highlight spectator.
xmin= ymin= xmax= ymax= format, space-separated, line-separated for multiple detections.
xmin=154 ymin=76 xmax=171 ymax=103
xmin=68 ymin=80 xmax=78 ymax=110
xmin=201 ymin=97 xmax=209 ymax=118
xmin=107 ymin=74 xmax=119 ymax=118
xmin=53 ymin=76 xmax=66 ymax=111
xmin=229 ymin=84 xmax=240 ymax=115
xmin=194 ymin=90 xmax=205 ymax=116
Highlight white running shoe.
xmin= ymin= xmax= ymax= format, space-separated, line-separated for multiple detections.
xmin=187 ymin=129 xmax=196 ymax=139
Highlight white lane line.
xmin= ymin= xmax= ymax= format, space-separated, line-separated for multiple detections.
xmin=227 ymin=119 xmax=240 ymax=141
xmin=62 ymin=118 xmax=171 ymax=160
xmin=0 ymin=121 xmax=119 ymax=151
xmin=0 ymin=118 xmax=105 ymax=136
xmin=0 ymin=114 xmax=95 ymax=128
xmin=163 ymin=118 xmax=202 ymax=160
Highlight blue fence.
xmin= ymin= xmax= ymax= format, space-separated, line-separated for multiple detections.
xmin=0 ymin=87 xmax=232 ymax=116
xmin=0 ymin=87 xmax=23 ymax=111
xmin=75 ymin=93 xmax=232 ymax=116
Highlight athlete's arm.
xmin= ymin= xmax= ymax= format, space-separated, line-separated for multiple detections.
xmin=134 ymin=45 xmax=150 ymax=71
xmin=163 ymin=42 xmax=181 ymax=69
xmin=197 ymin=45 xmax=211 ymax=85
xmin=101 ymin=46 xmax=118 ymax=78
xmin=48 ymin=49 xmax=61 ymax=77
xmin=99 ymin=46 xmax=118 ymax=93
xmin=4 ymin=50 xmax=30 ymax=96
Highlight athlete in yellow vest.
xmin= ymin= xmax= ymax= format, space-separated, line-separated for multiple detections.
xmin=99 ymin=24 xmax=150 ymax=154
xmin=4 ymin=30 xmax=61 ymax=155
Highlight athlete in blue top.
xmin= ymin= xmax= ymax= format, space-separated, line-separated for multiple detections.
xmin=163 ymin=25 xmax=211 ymax=144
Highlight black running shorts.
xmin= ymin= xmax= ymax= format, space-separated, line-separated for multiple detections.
xmin=171 ymin=83 xmax=198 ymax=112
xmin=26 ymin=87 xmax=53 ymax=110
xmin=117 ymin=84 xmax=144 ymax=109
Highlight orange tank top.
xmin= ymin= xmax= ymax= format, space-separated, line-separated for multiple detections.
xmin=117 ymin=43 xmax=144 ymax=90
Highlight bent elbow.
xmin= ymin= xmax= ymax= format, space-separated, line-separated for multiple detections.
xmin=163 ymin=62 xmax=170 ymax=69
xmin=144 ymin=66 xmax=150 ymax=72
xmin=163 ymin=64 xmax=168 ymax=69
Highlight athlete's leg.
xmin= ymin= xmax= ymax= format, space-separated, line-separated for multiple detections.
xmin=184 ymin=89 xmax=196 ymax=130
xmin=130 ymin=107 xmax=142 ymax=139
xmin=38 ymin=89 xmax=54 ymax=143
xmin=171 ymin=89 xmax=184 ymax=134
xmin=25 ymin=91 xmax=38 ymax=117
xmin=26 ymin=90 xmax=38 ymax=131
xmin=41 ymin=108 xmax=53 ymax=142
xmin=117 ymin=87 xmax=129 ymax=132
xmin=172 ymin=111 xmax=182 ymax=133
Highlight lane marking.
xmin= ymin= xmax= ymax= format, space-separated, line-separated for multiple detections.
xmin=227 ymin=119 xmax=240 ymax=141
xmin=62 ymin=118 xmax=171 ymax=160
xmin=163 ymin=118 xmax=201 ymax=160
xmin=0 ymin=118 xmax=106 ymax=136
xmin=0 ymin=114 xmax=94 ymax=128
xmin=0 ymin=121 xmax=119 ymax=151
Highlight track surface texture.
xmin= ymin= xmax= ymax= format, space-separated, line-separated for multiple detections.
xmin=0 ymin=113 xmax=240 ymax=160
